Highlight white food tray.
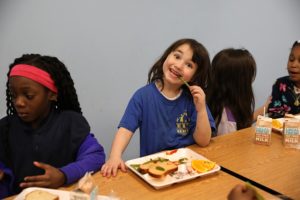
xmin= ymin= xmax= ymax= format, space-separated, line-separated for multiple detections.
xmin=125 ymin=148 xmax=220 ymax=189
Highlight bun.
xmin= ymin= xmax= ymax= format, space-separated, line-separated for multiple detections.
xmin=139 ymin=159 xmax=178 ymax=178
xmin=25 ymin=190 xmax=59 ymax=200
xmin=148 ymin=161 xmax=178 ymax=178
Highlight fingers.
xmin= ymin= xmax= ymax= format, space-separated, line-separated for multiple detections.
xmin=119 ymin=162 xmax=128 ymax=173
xmin=189 ymin=86 xmax=205 ymax=98
xmin=101 ymin=164 xmax=114 ymax=177
xmin=101 ymin=160 xmax=127 ymax=177
xmin=33 ymin=161 xmax=50 ymax=170
xmin=20 ymin=180 xmax=48 ymax=188
xmin=20 ymin=161 xmax=65 ymax=189
xmin=0 ymin=170 xmax=4 ymax=180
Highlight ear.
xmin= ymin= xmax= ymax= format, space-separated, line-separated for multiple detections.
xmin=48 ymin=92 xmax=58 ymax=102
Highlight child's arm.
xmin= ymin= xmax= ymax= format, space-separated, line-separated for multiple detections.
xmin=101 ymin=127 xmax=133 ymax=177
xmin=189 ymin=85 xmax=211 ymax=146
xmin=59 ymin=133 xmax=105 ymax=184
xmin=0 ymin=169 xmax=3 ymax=180
xmin=19 ymin=133 xmax=105 ymax=188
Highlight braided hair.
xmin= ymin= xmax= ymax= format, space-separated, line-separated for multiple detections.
xmin=2 ymin=54 xmax=82 ymax=167
xmin=5 ymin=54 xmax=82 ymax=115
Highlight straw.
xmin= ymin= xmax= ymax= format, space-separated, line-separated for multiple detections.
xmin=263 ymin=106 xmax=266 ymax=117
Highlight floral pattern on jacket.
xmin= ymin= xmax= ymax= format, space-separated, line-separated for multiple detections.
xmin=268 ymin=76 xmax=300 ymax=118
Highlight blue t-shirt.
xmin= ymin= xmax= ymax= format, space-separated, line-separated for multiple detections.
xmin=119 ymin=83 xmax=215 ymax=156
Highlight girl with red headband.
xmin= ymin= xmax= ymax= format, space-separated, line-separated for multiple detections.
xmin=0 ymin=54 xmax=105 ymax=198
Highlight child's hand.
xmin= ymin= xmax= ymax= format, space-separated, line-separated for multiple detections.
xmin=0 ymin=169 xmax=4 ymax=180
xmin=19 ymin=161 xmax=65 ymax=189
xmin=227 ymin=184 xmax=257 ymax=200
xmin=101 ymin=157 xmax=127 ymax=177
xmin=189 ymin=85 xmax=206 ymax=112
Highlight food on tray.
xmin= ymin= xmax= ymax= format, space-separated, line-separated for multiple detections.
xmin=148 ymin=161 xmax=178 ymax=178
xmin=131 ymin=156 xmax=216 ymax=178
xmin=25 ymin=190 xmax=59 ymax=200
xmin=272 ymin=119 xmax=283 ymax=129
xmin=126 ymin=148 xmax=221 ymax=189
xmin=138 ymin=157 xmax=178 ymax=178
xmin=165 ymin=149 xmax=178 ymax=155
xmin=191 ymin=160 xmax=216 ymax=173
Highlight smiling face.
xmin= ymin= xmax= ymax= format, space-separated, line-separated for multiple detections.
xmin=288 ymin=45 xmax=300 ymax=87
xmin=9 ymin=76 xmax=57 ymax=128
xmin=162 ymin=44 xmax=197 ymax=88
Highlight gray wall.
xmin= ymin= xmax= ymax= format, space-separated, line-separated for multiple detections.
xmin=1 ymin=0 xmax=300 ymax=160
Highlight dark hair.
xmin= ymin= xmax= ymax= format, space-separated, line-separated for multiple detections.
xmin=6 ymin=54 xmax=82 ymax=115
xmin=147 ymin=38 xmax=211 ymax=92
xmin=292 ymin=40 xmax=300 ymax=49
xmin=3 ymin=54 xmax=82 ymax=167
xmin=207 ymin=48 xmax=256 ymax=130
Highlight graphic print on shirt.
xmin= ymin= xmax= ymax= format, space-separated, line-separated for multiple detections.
xmin=176 ymin=111 xmax=190 ymax=136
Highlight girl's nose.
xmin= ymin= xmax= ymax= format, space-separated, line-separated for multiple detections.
xmin=14 ymin=97 xmax=25 ymax=107
xmin=175 ymin=60 xmax=185 ymax=69
xmin=289 ymin=60 xmax=300 ymax=68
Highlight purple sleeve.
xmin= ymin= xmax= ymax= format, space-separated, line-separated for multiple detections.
xmin=59 ymin=133 xmax=105 ymax=185
xmin=0 ymin=162 xmax=14 ymax=198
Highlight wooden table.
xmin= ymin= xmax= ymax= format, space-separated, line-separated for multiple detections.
xmin=68 ymin=170 xmax=280 ymax=200
xmin=5 ymin=170 xmax=276 ymax=200
xmin=189 ymin=127 xmax=300 ymax=199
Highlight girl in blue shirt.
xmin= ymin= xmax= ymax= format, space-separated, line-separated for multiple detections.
xmin=0 ymin=54 xmax=105 ymax=198
xmin=101 ymin=38 xmax=215 ymax=177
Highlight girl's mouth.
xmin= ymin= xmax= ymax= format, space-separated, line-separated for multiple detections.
xmin=18 ymin=112 xmax=29 ymax=118
xmin=170 ymin=68 xmax=181 ymax=78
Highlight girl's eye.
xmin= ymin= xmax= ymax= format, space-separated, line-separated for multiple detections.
xmin=186 ymin=63 xmax=195 ymax=69
xmin=25 ymin=94 xmax=34 ymax=100
xmin=186 ymin=63 xmax=193 ymax=68
xmin=289 ymin=55 xmax=295 ymax=62
xmin=173 ymin=53 xmax=181 ymax=59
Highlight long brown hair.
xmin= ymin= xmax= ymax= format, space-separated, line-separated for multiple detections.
xmin=207 ymin=48 xmax=256 ymax=130
xmin=147 ymin=38 xmax=211 ymax=93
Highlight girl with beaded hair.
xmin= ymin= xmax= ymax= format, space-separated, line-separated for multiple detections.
xmin=268 ymin=40 xmax=300 ymax=118
xmin=0 ymin=54 xmax=105 ymax=198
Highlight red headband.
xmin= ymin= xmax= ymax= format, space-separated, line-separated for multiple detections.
xmin=9 ymin=64 xmax=58 ymax=93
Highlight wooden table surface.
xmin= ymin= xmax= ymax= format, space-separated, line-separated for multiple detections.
xmin=6 ymin=171 xmax=278 ymax=200
xmin=65 ymin=170 xmax=279 ymax=200
xmin=189 ymin=126 xmax=300 ymax=199
xmin=6 ymin=170 xmax=277 ymax=200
